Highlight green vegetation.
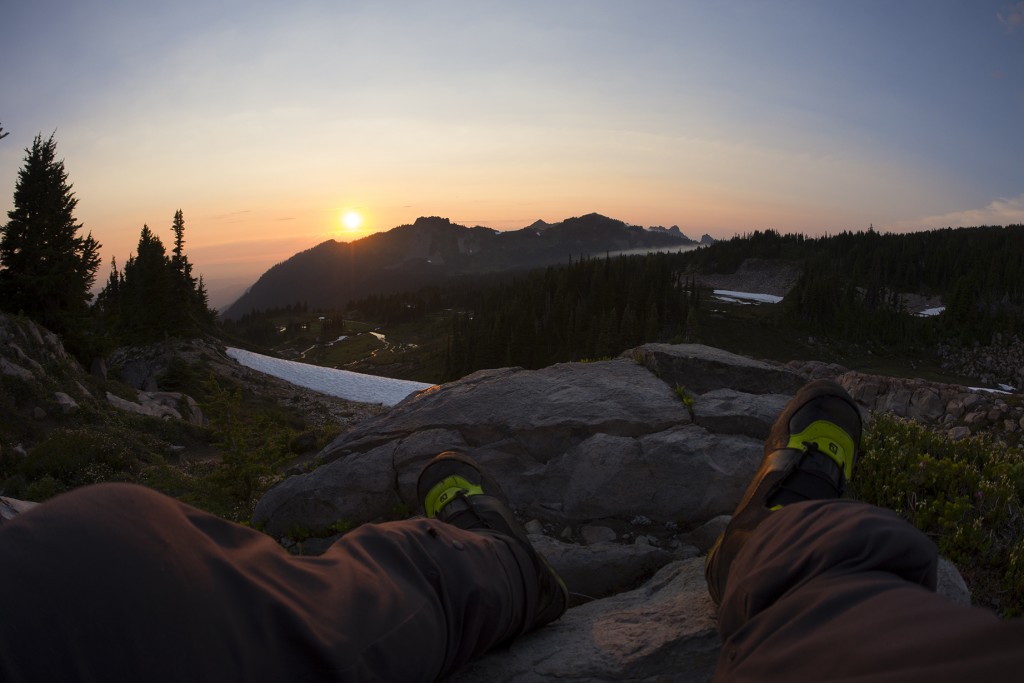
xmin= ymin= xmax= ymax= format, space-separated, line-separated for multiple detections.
xmin=220 ymin=300 xmax=453 ymax=383
xmin=855 ymin=414 xmax=1024 ymax=616
xmin=95 ymin=211 xmax=216 ymax=345
xmin=0 ymin=133 xmax=101 ymax=357
xmin=0 ymin=356 xmax=337 ymax=524
xmin=445 ymin=254 xmax=700 ymax=378
xmin=224 ymin=225 xmax=1024 ymax=386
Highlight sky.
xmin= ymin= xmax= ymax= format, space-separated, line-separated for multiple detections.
xmin=2 ymin=0 xmax=1023 ymax=309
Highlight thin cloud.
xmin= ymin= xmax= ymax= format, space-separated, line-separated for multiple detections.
xmin=891 ymin=194 xmax=1024 ymax=231
xmin=999 ymin=2 xmax=1024 ymax=32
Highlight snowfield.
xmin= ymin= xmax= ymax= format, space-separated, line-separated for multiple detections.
xmin=226 ymin=348 xmax=435 ymax=407
xmin=712 ymin=290 xmax=784 ymax=304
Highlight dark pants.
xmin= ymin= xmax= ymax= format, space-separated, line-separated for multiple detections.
xmin=715 ymin=499 xmax=1024 ymax=682
xmin=0 ymin=484 xmax=529 ymax=682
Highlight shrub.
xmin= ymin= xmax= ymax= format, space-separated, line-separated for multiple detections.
xmin=854 ymin=414 xmax=1024 ymax=615
xmin=17 ymin=427 xmax=140 ymax=499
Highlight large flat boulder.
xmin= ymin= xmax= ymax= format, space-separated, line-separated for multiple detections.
xmin=449 ymin=558 xmax=720 ymax=683
xmin=629 ymin=343 xmax=806 ymax=395
xmin=254 ymin=346 xmax=799 ymax=541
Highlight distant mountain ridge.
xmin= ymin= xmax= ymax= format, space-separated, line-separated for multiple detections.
xmin=223 ymin=213 xmax=699 ymax=318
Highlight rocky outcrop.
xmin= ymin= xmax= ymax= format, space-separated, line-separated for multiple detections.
xmin=694 ymin=258 xmax=800 ymax=298
xmin=0 ymin=496 xmax=38 ymax=525
xmin=449 ymin=559 xmax=720 ymax=683
xmin=253 ymin=343 xmax=974 ymax=681
xmin=253 ymin=344 xmax=801 ymax=538
xmin=104 ymin=390 xmax=205 ymax=426
xmin=786 ymin=360 xmax=1024 ymax=445
xmin=939 ymin=333 xmax=1024 ymax=390
xmin=0 ymin=313 xmax=98 ymax=427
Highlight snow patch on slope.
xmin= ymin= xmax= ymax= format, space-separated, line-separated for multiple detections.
xmin=226 ymin=347 xmax=435 ymax=407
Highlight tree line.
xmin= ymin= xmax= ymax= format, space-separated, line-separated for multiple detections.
xmin=444 ymin=253 xmax=699 ymax=377
xmin=0 ymin=129 xmax=215 ymax=358
xmin=226 ymin=223 xmax=1024 ymax=381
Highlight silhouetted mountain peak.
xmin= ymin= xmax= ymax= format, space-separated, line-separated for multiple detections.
xmin=412 ymin=216 xmax=455 ymax=229
xmin=223 ymin=213 xmax=696 ymax=318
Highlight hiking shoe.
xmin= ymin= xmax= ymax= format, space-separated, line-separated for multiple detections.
xmin=417 ymin=451 xmax=568 ymax=633
xmin=704 ymin=379 xmax=862 ymax=604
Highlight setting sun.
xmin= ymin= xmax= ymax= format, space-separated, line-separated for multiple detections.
xmin=341 ymin=210 xmax=363 ymax=231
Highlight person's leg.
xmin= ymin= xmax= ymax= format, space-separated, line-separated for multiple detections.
xmin=0 ymin=473 xmax=563 ymax=682
xmin=715 ymin=499 xmax=1024 ymax=682
xmin=705 ymin=379 xmax=1024 ymax=681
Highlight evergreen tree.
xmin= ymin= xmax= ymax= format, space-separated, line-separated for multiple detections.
xmin=0 ymin=133 xmax=101 ymax=337
xmin=120 ymin=225 xmax=174 ymax=342
xmin=97 ymin=213 xmax=215 ymax=344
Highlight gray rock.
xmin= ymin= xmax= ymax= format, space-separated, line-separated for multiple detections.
xmin=538 ymin=427 xmax=761 ymax=524
xmin=948 ymin=426 xmax=971 ymax=440
xmin=106 ymin=392 xmax=151 ymax=416
xmin=524 ymin=519 xmax=544 ymax=535
xmin=962 ymin=393 xmax=983 ymax=410
xmin=53 ymin=392 xmax=80 ymax=414
xmin=964 ymin=411 xmax=986 ymax=427
xmin=946 ymin=398 xmax=965 ymax=420
xmin=692 ymin=389 xmax=790 ymax=439
xmin=878 ymin=387 xmax=913 ymax=417
xmin=255 ymin=347 xmax=797 ymax=537
xmin=683 ymin=515 xmax=731 ymax=554
xmin=90 ymin=356 xmax=108 ymax=380
xmin=119 ymin=359 xmax=160 ymax=391
xmin=581 ymin=525 xmax=617 ymax=545
xmin=0 ymin=496 xmax=39 ymax=525
xmin=629 ymin=343 xmax=806 ymax=395
xmin=909 ymin=387 xmax=944 ymax=422
xmin=139 ymin=392 xmax=205 ymax=426
xmin=75 ymin=381 xmax=93 ymax=399
xmin=936 ymin=556 xmax=971 ymax=606
xmin=256 ymin=445 xmax=404 ymax=536
xmin=448 ymin=559 xmax=719 ymax=683
xmin=0 ymin=357 xmax=34 ymax=381
xmin=530 ymin=534 xmax=673 ymax=604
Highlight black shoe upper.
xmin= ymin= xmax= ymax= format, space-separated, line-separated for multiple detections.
xmin=704 ymin=380 xmax=863 ymax=605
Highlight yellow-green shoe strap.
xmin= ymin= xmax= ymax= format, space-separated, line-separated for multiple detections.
xmin=424 ymin=476 xmax=484 ymax=518
xmin=786 ymin=419 xmax=855 ymax=479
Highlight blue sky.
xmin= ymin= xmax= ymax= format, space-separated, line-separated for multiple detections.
xmin=1 ymin=1 xmax=1022 ymax=306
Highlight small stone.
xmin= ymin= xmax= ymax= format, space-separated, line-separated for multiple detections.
xmin=634 ymin=535 xmax=652 ymax=546
xmin=631 ymin=515 xmax=652 ymax=527
xmin=677 ymin=544 xmax=701 ymax=560
xmin=54 ymin=392 xmax=79 ymax=414
xmin=949 ymin=426 xmax=971 ymax=441
xmin=964 ymin=411 xmax=986 ymax=427
xmin=32 ymin=406 xmax=46 ymax=420
xmin=581 ymin=525 xmax=616 ymax=545
xmin=524 ymin=519 xmax=544 ymax=535
xmin=1005 ymin=419 xmax=1018 ymax=433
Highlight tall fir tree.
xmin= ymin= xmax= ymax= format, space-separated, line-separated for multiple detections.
xmin=0 ymin=133 xmax=101 ymax=339
xmin=97 ymin=213 xmax=215 ymax=344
